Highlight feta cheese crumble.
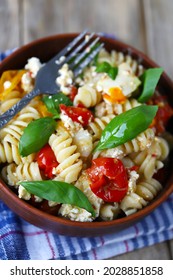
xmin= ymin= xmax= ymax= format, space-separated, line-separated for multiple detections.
xmin=3 ymin=81 xmax=11 ymax=90
xmin=25 ymin=57 xmax=43 ymax=78
xmin=56 ymin=63 xmax=74 ymax=94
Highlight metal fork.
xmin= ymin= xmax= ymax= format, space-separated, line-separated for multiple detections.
xmin=0 ymin=30 xmax=103 ymax=128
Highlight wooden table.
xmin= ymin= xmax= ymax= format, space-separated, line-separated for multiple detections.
xmin=0 ymin=0 xmax=172 ymax=260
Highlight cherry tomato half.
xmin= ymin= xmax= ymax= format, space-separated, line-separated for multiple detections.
xmin=86 ymin=157 xmax=128 ymax=202
xmin=36 ymin=144 xmax=59 ymax=179
xmin=60 ymin=104 xmax=94 ymax=127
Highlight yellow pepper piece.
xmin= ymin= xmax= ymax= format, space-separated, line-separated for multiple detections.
xmin=103 ymin=87 xmax=127 ymax=104
xmin=0 ymin=70 xmax=26 ymax=101
xmin=32 ymin=97 xmax=52 ymax=118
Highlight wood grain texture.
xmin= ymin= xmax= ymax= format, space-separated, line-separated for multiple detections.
xmin=22 ymin=0 xmax=145 ymax=51
xmin=142 ymin=0 xmax=173 ymax=77
xmin=0 ymin=0 xmax=20 ymax=50
xmin=108 ymin=241 xmax=171 ymax=260
xmin=169 ymin=239 xmax=173 ymax=259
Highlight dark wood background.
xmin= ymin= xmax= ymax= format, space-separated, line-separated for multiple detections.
xmin=0 ymin=0 xmax=172 ymax=260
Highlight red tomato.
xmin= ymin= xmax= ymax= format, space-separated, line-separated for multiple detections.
xmin=127 ymin=165 xmax=139 ymax=172
xmin=86 ymin=157 xmax=128 ymax=202
xmin=36 ymin=144 xmax=59 ymax=179
xmin=148 ymin=94 xmax=173 ymax=134
xmin=69 ymin=85 xmax=78 ymax=101
xmin=60 ymin=104 xmax=94 ymax=126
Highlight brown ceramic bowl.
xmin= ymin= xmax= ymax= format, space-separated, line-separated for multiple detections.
xmin=0 ymin=33 xmax=173 ymax=237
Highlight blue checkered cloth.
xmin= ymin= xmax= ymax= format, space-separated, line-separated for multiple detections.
xmin=0 ymin=47 xmax=173 ymax=260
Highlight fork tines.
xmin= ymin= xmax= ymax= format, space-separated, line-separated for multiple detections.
xmin=54 ymin=30 xmax=104 ymax=77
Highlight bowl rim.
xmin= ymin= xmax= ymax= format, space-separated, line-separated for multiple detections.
xmin=0 ymin=173 xmax=173 ymax=229
xmin=0 ymin=33 xmax=173 ymax=233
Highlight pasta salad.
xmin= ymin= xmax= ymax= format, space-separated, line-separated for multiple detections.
xmin=0 ymin=48 xmax=173 ymax=222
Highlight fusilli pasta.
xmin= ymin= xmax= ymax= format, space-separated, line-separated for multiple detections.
xmin=49 ymin=124 xmax=83 ymax=183
xmin=120 ymin=178 xmax=162 ymax=215
xmin=87 ymin=114 xmax=115 ymax=142
xmin=0 ymin=90 xmax=22 ymax=113
xmin=100 ymin=203 xmax=120 ymax=221
xmin=94 ymin=128 xmax=155 ymax=159
xmin=97 ymin=48 xmax=144 ymax=76
xmin=0 ymin=102 xmax=41 ymax=164
xmin=129 ymin=137 xmax=169 ymax=179
xmin=2 ymin=161 xmax=43 ymax=187
xmin=73 ymin=84 xmax=102 ymax=107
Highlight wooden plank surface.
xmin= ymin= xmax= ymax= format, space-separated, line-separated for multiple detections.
xmin=109 ymin=241 xmax=171 ymax=260
xmin=0 ymin=0 xmax=172 ymax=260
xmin=23 ymin=0 xmax=146 ymax=51
xmin=0 ymin=0 xmax=20 ymax=50
xmin=143 ymin=0 xmax=173 ymax=77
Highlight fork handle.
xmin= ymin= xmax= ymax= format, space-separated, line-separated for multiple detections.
xmin=0 ymin=88 xmax=40 ymax=129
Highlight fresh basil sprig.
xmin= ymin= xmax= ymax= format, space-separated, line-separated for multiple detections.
xmin=20 ymin=180 xmax=96 ymax=217
xmin=96 ymin=62 xmax=118 ymax=80
xmin=95 ymin=105 xmax=158 ymax=151
xmin=138 ymin=68 xmax=163 ymax=103
xmin=19 ymin=117 xmax=56 ymax=157
xmin=43 ymin=93 xmax=72 ymax=118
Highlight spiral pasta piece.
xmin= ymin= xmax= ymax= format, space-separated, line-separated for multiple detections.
xmin=122 ymin=128 xmax=155 ymax=154
xmin=100 ymin=203 xmax=120 ymax=221
xmin=49 ymin=125 xmax=83 ymax=183
xmin=156 ymin=137 xmax=169 ymax=161
xmin=97 ymin=48 xmax=118 ymax=66
xmin=0 ymin=103 xmax=41 ymax=164
xmin=0 ymin=90 xmax=22 ymax=113
xmin=135 ymin=178 xmax=162 ymax=201
xmin=2 ymin=162 xmax=43 ymax=187
xmin=0 ymin=105 xmax=41 ymax=141
xmin=95 ymin=98 xmax=141 ymax=118
xmin=73 ymin=84 xmax=102 ymax=107
xmin=97 ymin=48 xmax=144 ymax=76
xmin=87 ymin=114 xmax=115 ymax=142
xmin=121 ymin=54 xmax=144 ymax=76
xmin=120 ymin=178 xmax=162 ymax=215
xmin=0 ymin=137 xmax=24 ymax=165
xmin=95 ymin=128 xmax=155 ymax=159
xmin=129 ymin=137 xmax=169 ymax=179
xmin=113 ymin=98 xmax=141 ymax=115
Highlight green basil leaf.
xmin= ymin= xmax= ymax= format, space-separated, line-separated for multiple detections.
xmin=19 ymin=117 xmax=56 ymax=157
xmin=42 ymin=96 xmax=60 ymax=118
xmin=95 ymin=105 xmax=158 ymax=151
xmin=96 ymin=61 xmax=111 ymax=73
xmin=138 ymin=68 xmax=163 ymax=103
xmin=20 ymin=180 xmax=96 ymax=217
xmin=96 ymin=61 xmax=118 ymax=80
xmin=43 ymin=93 xmax=72 ymax=118
xmin=108 ymin=66 xmax=118 ymax=80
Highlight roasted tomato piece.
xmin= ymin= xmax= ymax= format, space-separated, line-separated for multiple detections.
xmin=60 ymin=104 xmax=94 ymax=126
xmin=149 ymin=94 xmax=173 ymax=134
xmin=36 ymin=144 xmax=58 ymax=179
xmin=69 ymin=85 xmax=78 ymax=102
xmin=86 ymin=157 xmax=128 ymax=202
